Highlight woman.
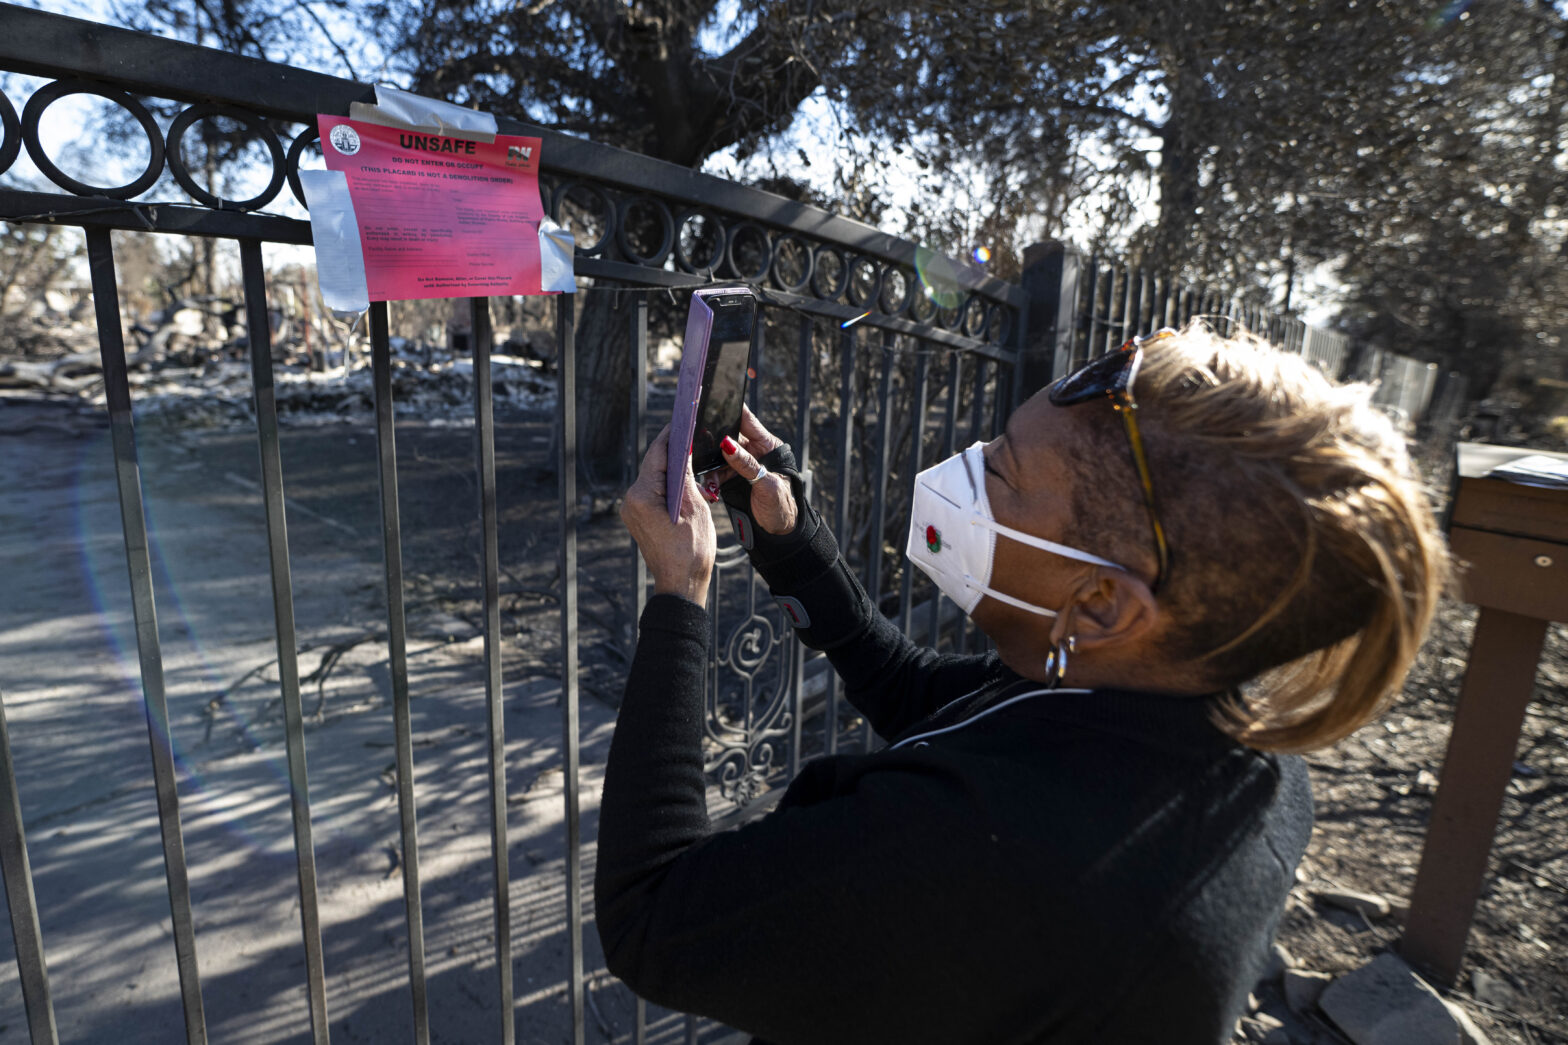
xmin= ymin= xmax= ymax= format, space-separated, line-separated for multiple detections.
xmin=596 ymin=323 xmax=1449 ymax=1044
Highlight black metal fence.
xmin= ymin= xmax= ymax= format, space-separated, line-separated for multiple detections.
xmin=0 ymin=8 xmax=1388 ymax=1045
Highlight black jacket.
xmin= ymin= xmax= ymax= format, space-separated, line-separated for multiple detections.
xmin=596 ymin=475 xmax=1312 ymax=1044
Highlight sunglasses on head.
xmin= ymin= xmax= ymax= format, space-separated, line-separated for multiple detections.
xmin=1047 ymin=328 xmax=1176 ymax=595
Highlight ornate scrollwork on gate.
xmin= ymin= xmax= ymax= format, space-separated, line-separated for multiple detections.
xmin=704 ymin=541 xmax=796 ymax=807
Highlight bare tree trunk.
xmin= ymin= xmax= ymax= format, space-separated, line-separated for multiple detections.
xmin=574 ymin=286 xmax=634 ymax=491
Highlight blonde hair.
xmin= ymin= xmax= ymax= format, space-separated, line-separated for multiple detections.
xmin=1066 ymin=322 xmax=1451 ymax=753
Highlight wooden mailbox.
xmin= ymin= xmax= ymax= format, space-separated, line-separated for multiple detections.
xmin=1402 ymin=443 xmax=1568 ymax=985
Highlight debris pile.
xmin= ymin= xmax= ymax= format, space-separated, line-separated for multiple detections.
xmin=1 ymin=303 xmax=557 ymax=428
xmin=1229 ymin=873 xmax=1558 ymax=1045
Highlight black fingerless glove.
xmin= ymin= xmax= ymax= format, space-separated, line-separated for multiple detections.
xmin=717 ymin=443 xmax=814 ymax=561
xmin=718 ymin=443 xmax=875 ymax=651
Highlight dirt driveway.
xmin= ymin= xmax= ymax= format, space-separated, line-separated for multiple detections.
xmin=0 ymin=399 xmax=673 ymax=1044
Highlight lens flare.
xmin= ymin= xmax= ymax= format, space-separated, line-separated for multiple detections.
xmin=914 ymin=246 xmax=963 ymax=310
xmin=71 ymin=429 xmax=365 ymax=860
xmin=840 ymin=311 xmax=871 ymax=329
xmin=972 ymin=246 xmax=991 ymax=265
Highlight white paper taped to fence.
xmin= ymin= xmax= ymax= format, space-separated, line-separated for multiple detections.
xmin=299 ymin=169 xmax=371 ymax=314
xmin=348 ymin=84 xmax=498 ymax=143
xmin=539 ymin=218 xmax=576 ymax=293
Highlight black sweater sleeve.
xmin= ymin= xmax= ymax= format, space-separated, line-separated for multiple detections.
xmin=595 ymin=594 xmax=713 ymax=933
xmin=719 ymin=446 xmax=1000 ymax=740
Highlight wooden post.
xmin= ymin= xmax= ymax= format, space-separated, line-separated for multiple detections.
xmin=1402 ymin=608 xmax=1548 ymax=985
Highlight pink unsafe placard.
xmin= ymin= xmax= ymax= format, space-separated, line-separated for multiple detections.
xmin=318 ymin=115 xmax=546 ymax=300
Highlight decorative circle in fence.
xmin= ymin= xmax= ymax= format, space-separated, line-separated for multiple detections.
xmin=674 ymin=208 xmax=725 ymax=274
xmin=879 ymin=266 xmax=914 ymax=316
xmin=614 ymin=194 xmax=674 ymax=267
xmin=811 ymin=245 xmax=849 ymax=300
xmin=845 ymin=255 xmax=882 ymax=310
xmin=0 ymin=90 xmax=20 ymax=176
xmin=725 ymin=221 xmax=772 ymax=284
xmin=22 ymin=79 xmax=164 ymax=199
xmin=907 ymin=282 xmax=937 ymax=325
xmin=935 ymin=297 xmax=963 ymax=331
xmin=284 ymin=126 xmax=319 ymax=207
xmin=769 ymin=234 xmax=814 ymax=294
xmin=960 ymin=295 xmax=988 ymax=340
xmin=552 ymin=180 xmax=615 ymax=255
xmin=166 ymin=103 xmax=287 ymax=211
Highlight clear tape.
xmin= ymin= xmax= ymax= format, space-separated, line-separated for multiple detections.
xmin=299 ymin=168 xmax=370 ymax=313
xmin=539 ymin=218 xmax=576 ymax=293
xmin=348 ymin=84 xmax=498 ymax=143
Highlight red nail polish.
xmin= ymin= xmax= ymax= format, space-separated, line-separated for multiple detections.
xmin=720 ymin=435 xmax=738 ymax=455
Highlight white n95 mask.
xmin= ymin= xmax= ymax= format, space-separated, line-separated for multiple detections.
xmin=905 ymin=442 xmax=1127 ymax=617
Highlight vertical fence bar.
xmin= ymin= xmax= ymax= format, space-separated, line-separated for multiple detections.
xmin=1059 ymin=252 xmax=1085 ymax=378
xmin=897 ymin=350 xmax=929 ymax=639
xmin=239 ymin=240 xmax=331 ymax=1045
xmin=367 ymin=302 xmax=430 ymax=1044
xmin=1079 ymin=263 xmax=1100 ymax=368
xmin=793 ymin=317 xmax=815 ymax=502
xmin=84 ymin=227 xmax=208 ymax=1045
xmin=0 ymin=691 xmax=58 ymax=1045
xmin=864 ymin=332 xmax=896 ymax=751
xmin=1118 ymin=266 xmax=1135 ymax=342
xmin=788 ymin=316 xmax=813 ymax=781
xmin=969 ymin=359 xmax=988 ymax=443
xmin=1099 ymin=268 xmax=1119 ymax=357
xmin=469 ymin=298 xmax=515 ymax=1044
xmin=828 ymin=329 xmax=856 ymax=755
xmin=1129 ymin=271 xmax=1146 ymax=337
xmin=556 ymin=295 xmax=586 ymax=1045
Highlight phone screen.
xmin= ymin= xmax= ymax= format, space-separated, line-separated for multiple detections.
xmin=691 ymin=296 xmax=755 ymax=472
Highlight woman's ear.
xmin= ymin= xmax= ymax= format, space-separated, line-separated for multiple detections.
xmin=1054 ymin=568 xmax=1159 ymax=652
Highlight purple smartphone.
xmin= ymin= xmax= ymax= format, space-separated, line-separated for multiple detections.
xmin=667 ymin=286 xmax=757 ymax=522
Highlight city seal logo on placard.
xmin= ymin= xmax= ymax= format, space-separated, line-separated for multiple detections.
xmin=328 ymin=124 xmax=361 ymax=156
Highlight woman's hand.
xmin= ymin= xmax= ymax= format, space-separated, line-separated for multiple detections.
xmin=703 ymin=405 xmax=798 ymax=535
xmin=620 ymin=424 xmax=715 ymax=607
